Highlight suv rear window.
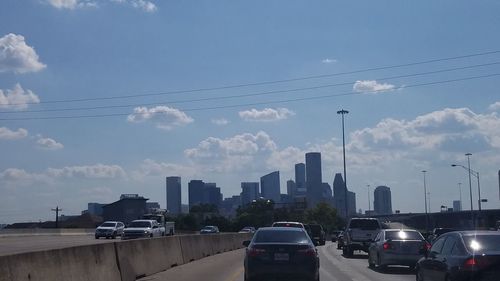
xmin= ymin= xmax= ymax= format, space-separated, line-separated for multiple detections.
xmin=385 ymin=230 xmax=423 ymax=240
xmin=349 ymin=219 xmax=380 ymax=230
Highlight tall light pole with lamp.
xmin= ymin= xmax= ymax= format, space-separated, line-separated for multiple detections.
xmin=422 ymin=170 xmax=429 ymax=232
xmin=337 ymin=109 xmax=349 ymax=218
xmin=367 ymin=184 xmax=371 ymax=213
xmin=452 ymin=154 xmax=482 ymax=227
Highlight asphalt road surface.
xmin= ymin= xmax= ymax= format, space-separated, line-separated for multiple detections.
xmin=141 ymin=242 xmax=416 ymax=281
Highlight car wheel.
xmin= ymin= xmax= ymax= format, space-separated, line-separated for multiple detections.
xmin=95 ymin=236 xmax=99 ymax=239
xmin=416 ymin=268 xmax=424 ymax=281
xmin=150 ymin=233 xmax=154 ymax=238
xmin=368 ymin=253 xmax=375 ymax=268
xmin=112 ymin=232 xmax=117 ymax=239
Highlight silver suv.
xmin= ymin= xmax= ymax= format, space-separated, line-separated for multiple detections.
xmin=95 ymin=221 xmax=125 ymax=239
xmin=343 ymin=218 xmax=382 ymax=257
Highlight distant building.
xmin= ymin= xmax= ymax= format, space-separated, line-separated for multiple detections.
xmin=181 ymin=204 xmax=189 ymax=214
xmin=333 ymin=173 xmax=347 ymax=218
xmin=295 ymin=163 xmax=306 ymax=195
xmin=453 ymin=200 xmax=462 ymax=212
xmin=188 ymin=180 xmax=205 ymax=210
xmin=322 ymin=182 xmax=333 ymax=200
xmin=373 ymin=186 xmax=392 ymax=215
xmin=203 ymin=183 xmax=222 ymax=207
xmin=166 ymin=176 xmax=182 ymax=215
xmin=261 ymin=171 xmax=281 ymax=203
xmin=87 ymin=203 xmax=105 ymax=216
xmin=287 ymin=180 xmax=296 ymax=197
xmin=102 ymin=194 xmax=148 ymax=224
xmin=241 ymin=182 xmax=260 ymax=206
xmin=306 ymin=152 xmax=322 ymax=208
xmin=220 ymin=195 xmax=241 ymax=218
xmin=146 ymin=202 xmax=160 ymax=212
xmin=348 ymin=191 xmax=356 ymax=217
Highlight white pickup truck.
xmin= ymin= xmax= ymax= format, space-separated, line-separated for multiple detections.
xmin=122 ymin=219 xmax=163 ymax=240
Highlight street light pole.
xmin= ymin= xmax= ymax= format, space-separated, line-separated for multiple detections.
xmin=422 ymin=170 xmax=429 ymax=232
xmin=458 ymin=182 xmax=462 ymax=211
xmin=337 ymin=109 xmax=349 ymax=219
xmin=367 ymin=184 xmax=371 ymax=213
xmin=466 ymin=153 xmax=474 ymax=227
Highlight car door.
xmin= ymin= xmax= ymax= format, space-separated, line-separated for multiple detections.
xmin=433 ymin=235 xmax=456 ymax=281
xmin=369 ymin=231 xmax=382 ymax=263
xmin=421 ymin=236 xmax=447 ymax=281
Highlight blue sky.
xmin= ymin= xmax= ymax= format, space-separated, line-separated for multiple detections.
xmin=1 ymin=0 xmax=500 ymax=223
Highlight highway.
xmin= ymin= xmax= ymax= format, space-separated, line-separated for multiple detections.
xmin=140 ymin=242 xmax=416 ymax=281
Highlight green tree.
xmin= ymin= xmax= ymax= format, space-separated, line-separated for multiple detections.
xmin=305 ymin=202 xmax=340 ymax=233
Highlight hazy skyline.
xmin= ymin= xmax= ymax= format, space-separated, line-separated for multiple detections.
xmin=1 ymin=0 xmax=500 ymax=223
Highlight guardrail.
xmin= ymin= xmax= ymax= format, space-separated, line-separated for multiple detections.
xmin=0 ymin=233 xmax=252 ymax=281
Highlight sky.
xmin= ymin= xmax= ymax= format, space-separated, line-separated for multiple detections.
xmin=1 ymin=0 xmax=500 ymax=224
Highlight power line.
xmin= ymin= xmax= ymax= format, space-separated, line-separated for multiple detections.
xmin=1 ymin=73 xmax=498 ymax=121
xmin=3 ymin=49 xmax=500 ymax=107
xmin=1 ymin=61 xmax=499 ymax=114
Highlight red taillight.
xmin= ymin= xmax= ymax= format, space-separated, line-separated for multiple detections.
xmin=463 ymin=257 xmax=490 ymax=269
xmin=383 ymin=242 xmax=391 ymax=250
xmin=425 ymin=242 xmax=432 ymax=250
xmin=297 ymin=248 xmax=317 ymax=257
xmin=247 ymin=248 xmax=266 ymax=257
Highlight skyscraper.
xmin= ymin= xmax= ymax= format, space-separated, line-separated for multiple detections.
xmin=348 ymin=191 xmax=356 ymax=216
xmin=333 ymin=173 xmax=347 ymax=217
xmin=261 ymin=171 xmax=281 ymax=203
xmin=287 ymin=180 xmax=296 ymax=197
xmin=373 ymin=186 xmax=392 ymax=215
xmin=166 ymin=176 xmax=182 ymax=215
xmin=203 ymin=183 xmax=222 ymax=207
xmin=453 ymin=200 xmax=462 ymax=212
xmin=188 ymin=180 xmax=204 ymax=210
xmin=241 ymin=182 xmax=260 ymax=205
xmin=306 ymin=152 xmax=322 ymax=208
xmin=295 ymin=163 xmax=306 ymax=195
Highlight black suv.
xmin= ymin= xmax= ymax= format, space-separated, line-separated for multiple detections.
xmin=307 ymin=224 xmax=326 ymax=246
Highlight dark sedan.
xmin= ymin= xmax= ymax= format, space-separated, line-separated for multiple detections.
xmin=243 ymin=227 xmax=320 ymax=281
xmin=416 ymin=231 xmax=500 ymax=281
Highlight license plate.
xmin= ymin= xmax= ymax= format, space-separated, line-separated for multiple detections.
xmin=274 ymin=253 xmax=289 ymax=261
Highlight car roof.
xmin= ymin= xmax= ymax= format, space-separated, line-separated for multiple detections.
xmin=453 ymin=230 xmax=500 ymax=236
xmin=258 ymin=226 xmax=305 ymax=232
xmin=131 ymin=219 xmax=155 ymax=222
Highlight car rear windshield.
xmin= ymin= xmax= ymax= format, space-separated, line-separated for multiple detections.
xmin=463 ymin=235 xmax=500 ymax=252
xmin=349 ymin=219 xmax=380 ymax=230
xmin=309 ymin=225 xmax=322 ymax=232
xmin=273 ymin=222 xmax=302 ymax=228
xmin=100 ymin=222 xmax=116 ymax=227
xmin=254 ymin=230 xmax=310 ymax=244
xmin=129 ymin=221 xmax=151 ymax=228
xmin=385 ymin=230 xmax=423 ymax=240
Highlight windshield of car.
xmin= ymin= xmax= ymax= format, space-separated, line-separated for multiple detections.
xmin=254 ymin=230 xmax=310 ymax=244
xmin=385 ymin=230 xmax=423 ymax=240
xmin=463 ymin=235 xmax=500 ymax=252
xmin=129 ymin=221 xmax=151 ymax=228
xmin=349 ymin=220 xmax=380 ymax=230
xmin=100 ymin=222 xmax=116 ymax=227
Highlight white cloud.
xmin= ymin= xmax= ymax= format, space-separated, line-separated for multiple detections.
xmin=127 ymin=106 xmax=194 ymax=130
xmin=0 ymin=84 xmax=40 ymax=110
xmin=46 ymin=164 xmax=127 ymax=179
xmin=0 ymin=127 xmax=28 ymax=140
xmin=36 ymin=137 xmax=64 ymax=150
xmin=131 ymin=0 xmax=157 ymax=12
xmin=211 ymin=118 xmax=229 ymax=126
xmin=353 ymin=80 xmax=396 ymax=93
xmin=488 ymin=101 xmax=500 ymax=111
xmin=0 ymin=34 xmax=46 ymax=74
xmin=322 ymin=58 xmax=337 ymax=64
xmin=47 ymin=0 xmax=97 ymax=9
xmin=132 ymin=159 xmax=195 ymax=180
xmin=239 ymin=108 xmax=295 ymax=122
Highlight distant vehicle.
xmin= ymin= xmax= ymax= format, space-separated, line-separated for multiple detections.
xmin=122 ymin=220 xmax=162 ymax=239
xmin=271 ymin=221 xmax=305 ymax=228
xmin=239 ymin=227 xmax=256 ymax=234
xmin=368 ymin=229 xmax=430 ymax=270
xmin=200 ymin=225 xmax=220 ymax=234
xmin=331 ymin=230 xmax=342 ymax=242
xmin=142 ymin=213 xmax=175 ymax=236
xmin=243 ymin=227 xmax=320 ymax=281
xmin=343 ymin=217 xmax=382 ymax=257
xmin=427 ymin=227 xmax=456 ymax=243
xmin=416 ymin=230 xmax=500 ymax=281
xmin=336 ymin=231 xmax=345 ymax=249
xmin=95 ymin=221 xmax=125 ymax=239
xmin=308 ymin=224 xmax=326 ymax=246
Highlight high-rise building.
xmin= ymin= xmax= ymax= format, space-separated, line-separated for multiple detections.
xmin=241 ymin=182 xmax=260 ymax=205
xmin=373 ymin=186 xmax=392 ymax=215
xmin=333 ymin=173 xmax=347 ymax=217
xmin=261 ymin=171 xmax=281 ymax=203
xmin=204 ymin=182 xmax=222 ymax=207
xmin=453 ymin=200 xmax=462 ymax=212
xmin=166 ymin=176 xmax=182 ymax=215
xmin=348 ymin=191 xmax=356 ymax=217
xmin=87 ymin=203 xmax=105 ymax=216
xmin=322 ymin=182 xmax=333 ymax=199
xmin=287 ymin=180 xmax=296 ymax=197
xmin=295 ymin=163 xmax=306 ymax=195
xmin=305 ymin=152 xmax=322 ymax=208
xmin=188 ymin=180 xmax=205 ymax=210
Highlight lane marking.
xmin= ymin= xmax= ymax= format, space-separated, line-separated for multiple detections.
xmin=226 ymin=266 xmax=244 ymax=281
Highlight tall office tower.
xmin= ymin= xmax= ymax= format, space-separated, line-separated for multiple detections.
xmin=188 ymin=180 xmax=205 ymax=211
xmin=261 ymin=171 xmax=281 ymax=203
xmin=373 ymin=186 xmax=392 ymax=215
xmin=203 ymin=182 xmax=222 ymax=207
xmin=166 ymin=176 xmax=182 ymax=215
xmin=348 ymin=191 xmax=357 ymax=217
xmin=332 ymin=173 xmax=347 ymax=217
xmin=287 ymin=180 xmax=296 ymax=197
xmin=305 ymin=152 xmax=322 ymax=208
xmin=453 ymin=200 xmax=462 ymax=212
xmin=241 ymin=182 xmax=260 ymax=206
xmin=322 ymin=182 xmax=333 ymax=200
xmin=295 ymin=163 xmax=306 ymax=195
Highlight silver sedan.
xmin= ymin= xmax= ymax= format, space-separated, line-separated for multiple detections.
xmin=368 ymin=229 xmax=430 ymax=270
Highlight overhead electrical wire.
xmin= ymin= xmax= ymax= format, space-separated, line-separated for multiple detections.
xmin=1 ymin=72 xmax=498 ymax=121
xmin=2 ymin=49 xmax=500 ymax=107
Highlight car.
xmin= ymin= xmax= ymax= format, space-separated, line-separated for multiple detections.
xmin=367 ymin=229 xmax=430 ymax=270
xmin=200 ymin=225 xmax=220 ymax=234
xmin=427 ymin=227 xmax=456 ymax=243
xmin=243 ymin=227 xmax=320 ymax=281
xmin=308 ymin=224 xmax=326 ymax=246
xmin=239 ymin=227 xmax=256 ymax=234
xmin=121 ymin=220 xmax=162 ymax=239
xmin=330 ymin=230 xmax=342 ymax=242
xmin=95 ymin=221 xmax=125 ymax=239
xmin=336 ymin=231 xmax=345 ymax=249
xmin=271 ymin=221 xmax=305 ymax=228
xmin=343 ymin=217 xmax=382 ymax=257
xmin=416 ymin=230 xmax=500 ymax=281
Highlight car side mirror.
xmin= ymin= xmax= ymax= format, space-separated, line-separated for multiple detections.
xmin=242 ymin=240 xmax=250 ymax=247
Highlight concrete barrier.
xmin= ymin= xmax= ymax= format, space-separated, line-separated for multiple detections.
xmin=179 ymin=234 xmax=215 ymax=263
xmin=0 ymin=228 xmax=95 ymax=237
xmin=115 ymin=236 xmax=184 ymax=281
xmin=0 ymin=243 xmax=121 ymax=281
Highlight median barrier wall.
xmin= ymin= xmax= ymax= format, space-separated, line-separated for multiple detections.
xmin=179 ymin=234 xmax=214 ymax=263
xmin=0 ymin=228 xmax=95 ymax=237
xmin=0 ymin=242 xmax=121 ymax=281
xmin=115 ymin=236 xmax=184 ymax=281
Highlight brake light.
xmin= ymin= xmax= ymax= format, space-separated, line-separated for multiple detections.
xmin=425 ymin=242 xmax=431 ymax=250
xmin=383 ymin=242 xmax=391 ymax=250
xmin=247 ymin=248 xmax=266 ymax=257
xmin=463 ymin=257 xmax=490 ymax=269
xmin=297 ymin=248 xmax=317 ymax=257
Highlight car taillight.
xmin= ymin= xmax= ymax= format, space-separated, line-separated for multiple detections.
xmin=425 ymin=242 xmax=432 ymax=250
xmin=383 ymin=242 xmax=392 ymax=250
xmin=247 ymin=248 xmax=266 ymax=257
xmin=297 ymin=248 xmax=317 ymax=257
xmin=463 ymin=257 xmax=490 ymax=270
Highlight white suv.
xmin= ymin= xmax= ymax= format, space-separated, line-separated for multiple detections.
xmin=95 ymin=221 xmax=125 ymax=239
xmin=343 ymin=218 xmax=382 ymax=257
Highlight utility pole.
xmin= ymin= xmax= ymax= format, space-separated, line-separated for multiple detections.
xmin=422 ymin=170 xmax=429 ymax=232
xmin=51 ymin=206 xmax=62 ymax=228
xmin=337 ymin=109 xmax=349 ymax=219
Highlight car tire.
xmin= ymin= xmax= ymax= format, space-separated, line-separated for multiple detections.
xmin=112 ymin=232 xmax=117 ymax=239
xmin=95 ymin=236 xmax=99 ymax=239
xmin=368 ymin=253 xmax=375 ymax=268
xmin=150 ymin=233 xmax=154 ymax=238
xmin=416 ymin=268 xmax=424 ymax=281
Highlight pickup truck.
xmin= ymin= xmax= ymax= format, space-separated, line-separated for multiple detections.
xmin=122 ymin=219 xmax=163 ymax=239
xmin=142 ymin=213 xmax=175 ymax=236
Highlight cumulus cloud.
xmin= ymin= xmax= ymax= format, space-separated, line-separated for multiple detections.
xmin=239 ymin=108 xmax=295 ymax=122
xmin=36 ymin=137 xmax=64 ymax=150
xmin=46 ymin=164 xmax=127 ymax=179
xmin=488 ymin=101 xmax=500 ymax=111
xmin=322 ymin=58 xmax=337 ymax=64
xmin=353 ymin=80 xmax=396 ymax=93
xmin=0 ymin=34 xmax=46 ymax=74
xmin=0 ymin=127 xmax=28 ymax=140
xmin=0 ymin=84 xmax=40 ymax=110
xmin=111 ymin=0 xmax=157 ymax=12
xmin=132 ymin=159 xmax=195 ymax=180
xmin=127 ymin=106 xmax=194 ymax=130
xmin=211 ymin=118 xmax=229 ymax=126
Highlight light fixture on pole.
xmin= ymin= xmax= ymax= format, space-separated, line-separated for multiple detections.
xmin=337 ymin=109 xmax=349 ymax=218
xmin=422 ymin=170 xmax=429 ymax=232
